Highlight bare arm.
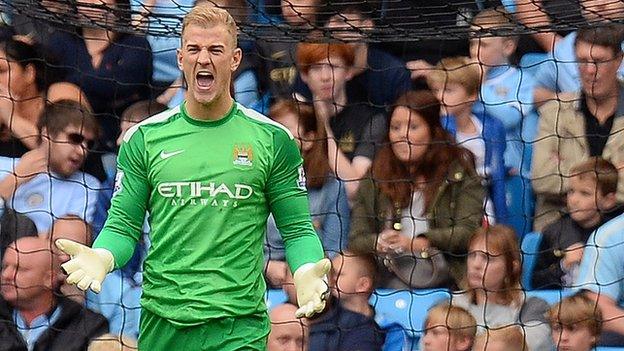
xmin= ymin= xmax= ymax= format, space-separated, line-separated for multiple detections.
xmin=325 ymin=124 xmax=371 ymax=200
xmin=514 ymin=0 xmax=562 ymax=52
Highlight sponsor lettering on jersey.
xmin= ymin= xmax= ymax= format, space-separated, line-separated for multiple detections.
xmin=157 ymin=181 xmax=253 ymax=208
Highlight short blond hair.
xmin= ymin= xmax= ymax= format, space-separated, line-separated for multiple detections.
xmin=425 ymin=303 xmax=477 ymax=341
xmin=88 ymin=334 xmax=137 ymax=351
xmin=547 ymin=293 xmax=602 ymax=339
xmin=427 ymin=56 xmax=481 ymax=96
xmin=182 ymin=5 xmax=238 ymax=47
xmin=471 ymin=7 xmax=518 ymax=39
xmin=473 ymin=326 xmax=527 ymax=351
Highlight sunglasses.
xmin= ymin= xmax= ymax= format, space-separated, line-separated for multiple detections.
xmin=67 ymin=133 xmax=96 ymax=150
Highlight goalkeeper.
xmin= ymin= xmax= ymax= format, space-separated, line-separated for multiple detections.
xmin=55 ymin=5 xmax=329 ymax=350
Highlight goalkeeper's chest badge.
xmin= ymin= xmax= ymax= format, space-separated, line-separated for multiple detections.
xmin=233 ymin=144 xmax=253 ymax=167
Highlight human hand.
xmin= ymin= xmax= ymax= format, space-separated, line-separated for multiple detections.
xmin=379 ymin=229 xmax=412 ymax=254
xmin=55 ymin=239 xmax=115 ymax=293
xmin=293 ymin=258 xmax=331 ymax=318
xmin=13 ymin=148 xmax=48 ymax=185
xmin=562 ymin=242 xmax=584 ymax=270
xmin=406 ymin=60 xmax=434 ymax=80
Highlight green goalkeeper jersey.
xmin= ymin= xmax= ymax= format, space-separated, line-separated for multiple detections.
xmin=94 ymin=102 xmax=324 ymax=326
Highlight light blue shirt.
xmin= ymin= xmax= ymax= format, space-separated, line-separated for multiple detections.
xmin=0 ymin=157 xmax=102 ymax=233
xmin=575 ymin=213 xmax=624 ymax=308
xmin=473 ymin=65 xmax=537 ymax=175
xmin=13 ymin=306 xmax=62 ymax=351
xmin=534 ymin=31 xmax=624 ymax=93
xmin=130 ymin=0 xmax=194 ymax=83
xmin=86 ymin=270 xmax=142 ymax=339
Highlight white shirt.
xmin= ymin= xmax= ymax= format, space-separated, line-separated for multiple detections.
xmin=400 ymin=190 xmax=429 ymax=237
xmin=0 ymin=157 xmax=102 ymax=233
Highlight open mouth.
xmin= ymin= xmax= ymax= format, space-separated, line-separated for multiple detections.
xmin=196 ymin=71 xmax=215 ymax=89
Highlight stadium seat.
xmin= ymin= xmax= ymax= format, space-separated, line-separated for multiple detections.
xmin=596 ymin=348 xmax=624 ymax=351
xmin=265 ymin=289 xmax=288 ymax=310
xmin=505 ymin=174 xmax=534 ymax=238
xmin=521 ymin=232 xmax=543 ymax=290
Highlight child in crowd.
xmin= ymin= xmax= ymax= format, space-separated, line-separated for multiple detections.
xmin=533 ymin=157 xmax=622 ymax=289
xmin=547 ymin=293 xmax=603 ymax=351
xmin=472 ymin=326 xmax=527 ymax=351
xmin=427 ymin=57 xmax=508 ymax=226
xmin=422 ymin=303 xmax=476 ymax=351
xmin=308 ymin=250 xmax=385 ymax=351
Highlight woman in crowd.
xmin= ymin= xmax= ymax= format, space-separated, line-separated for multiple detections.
xmin=452 ymin=225 xmax=553 ymax=351
xmin=46 ymin=0 xmax=152 ymax=151
xmin=0 ymin=37 xmax=106 ymax=181
xmin=348 ymin=90 xmax=485 ymax=289
xmin=264 ymin=99 xmax=350 ymax=288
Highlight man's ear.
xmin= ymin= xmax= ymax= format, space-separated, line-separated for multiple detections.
xmin=176 ymin=48 xmax=184 ymax=71
xmin=230 ymin=48 xmax=242 ymax=72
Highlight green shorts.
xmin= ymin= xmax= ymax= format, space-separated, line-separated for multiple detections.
xmin=138 ymin=308 xmax=270 ymax=351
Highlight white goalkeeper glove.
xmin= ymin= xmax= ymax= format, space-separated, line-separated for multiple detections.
xmin=54 ymin=239 xmax=115 ymax=294
xmin=293 ymin=258 xmax=331 ymax=318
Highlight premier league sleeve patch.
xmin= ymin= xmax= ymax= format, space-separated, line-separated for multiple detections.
xmin=113 ymin=170 xmax=124 ymax=197
xmin=297 ymin=165 xmax=307 ymax=190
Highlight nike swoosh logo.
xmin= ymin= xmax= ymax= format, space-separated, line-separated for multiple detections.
xmin=160 ymin=150 xmax=184 ymax=159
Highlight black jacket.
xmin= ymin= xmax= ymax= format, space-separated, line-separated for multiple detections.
xmin=0 ymin=295 xmax=109 ymax=351
xmin=532 ymin=206 xmax=624 ymax=289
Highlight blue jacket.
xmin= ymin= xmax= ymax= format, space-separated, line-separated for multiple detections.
xmin=309 ymin=301 xmax=385 ymax=351
xmin=442 ymin=112 xmax=508 ymax=225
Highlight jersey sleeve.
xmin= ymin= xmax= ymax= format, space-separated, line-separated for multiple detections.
xmin=266 ymin=129 xmax=324 ymax=272
xmin=93 ymin=128 xmax=149 ymax=268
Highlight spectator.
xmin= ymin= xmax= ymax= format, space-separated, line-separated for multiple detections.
xmin=472 ymin=325 xmax=527 ymax=351
xmin=308 ymin=251 xmax=385 ymax=351
xmin=348 ymin=90 xmax=484 ymax=289
xmin=0 ymin=236 xmax=108 ymax=351
xmin=265 ymin=99 xmax=350 ymax=287
xmin=575 ymin=213 xmax=624 ymax=345
xmin=528 ymin=0 xmax=624 ymax=106
xmin=533 ymin=157 xmax=622 ymax=289
xmin=453 ymin=225 xmax=553 ymax=351
xmin=547 ymin=292 xmax=603 ymax=351
xmin=48 ymin=214 xmax=142 ymax=339
xmin=0 ymin=101 xmax=101 ymax=234
xmin=531 ymin=24 xmax=624 ymax=231
xmin=293 ymin=3 xmax=412 ymax=109
xmin=130 ymin=0 xmax=194 ymax=92
xmin=268 ymin=303 xmax=308 ymax=351
xmin=421 ymin=304 xmax=476 ymax=351
xmin=0 ymin=37 xmax=107 ymax=182
xmin=0 ymin=37 xmax=54 ymax=156
xmin=427 ymin=56 xmax=508 ymax=225
xmin=297 ymin=41 xmax=387 ymax=200
xmin=46 ymin=0 xmax=152 ymax=151
xmin=469 ymin=7 xmax=537 ymax=179
xmin=250 ymin=0 xmax=321 ymax=112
